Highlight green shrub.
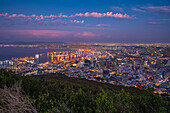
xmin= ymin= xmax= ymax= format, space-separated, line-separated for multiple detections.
xmin=0 ymin=69 xmax=169 ymax=113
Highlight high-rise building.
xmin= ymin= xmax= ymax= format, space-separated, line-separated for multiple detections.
xmin=116 ymin=58 xmax=122 ymax=66
xmin=144 ymin=60 xmax=148 ymax=65
xmin=35 ymin=54 xmax=39 ymax=64
xmin=133 ymin=60 xmax=135 ymax=70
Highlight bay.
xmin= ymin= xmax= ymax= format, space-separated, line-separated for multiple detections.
xmin=0 ymin=47 xmax=68 ymax=62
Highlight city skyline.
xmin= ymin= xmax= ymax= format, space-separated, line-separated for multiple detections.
xmin=0 ymin=0 xmax=170 ymax=43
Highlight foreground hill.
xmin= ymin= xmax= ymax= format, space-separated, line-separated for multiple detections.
xmin=0 ymin=69 xmax=169 ymax=113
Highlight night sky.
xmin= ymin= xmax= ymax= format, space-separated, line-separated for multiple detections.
xmin=0 ymin=0 xmax=170 ymax=43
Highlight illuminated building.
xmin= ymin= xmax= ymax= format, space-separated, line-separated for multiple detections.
xmin=35 ymin=54 xmax=39 ymax=64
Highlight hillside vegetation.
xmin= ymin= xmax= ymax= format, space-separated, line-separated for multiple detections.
xmin=0 ymin=69 xmax=169 ymax=113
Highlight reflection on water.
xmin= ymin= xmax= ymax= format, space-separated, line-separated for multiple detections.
xmin=0 ymin=47 xmax=69 ymax=63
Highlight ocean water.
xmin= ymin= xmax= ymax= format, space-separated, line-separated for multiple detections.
xmin=0 ymin=47 xmax=67 ymax=62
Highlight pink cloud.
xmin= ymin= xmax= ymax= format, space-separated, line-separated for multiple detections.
xmin=69 ymin=15 xmax=74 ymax=18
xmin=0 ymin=13 xmax=8 ymax=16
xmin=7 ymin=14 xmax=44 ymax=20
xmin=62 ymin=15 xmax=68 ymax=18
xmin=149 ymin=18 xmax=170 ymax=21
xmin=85 ymin=12 xmax=104 ymax=18
xmin=0 ymin=30 xmax=111 ymax=41
xmin=148 ymin=22 xmax=169 ymax=25
xmin=0 ymin=12 xmax=133 ymax=26
xmin=58 ymin=13 xmax=63 ymax=18
xmin=40 ymin=14 xmax=64 ymax=18
xmin=71 ymin=20 xmax=84 ymax=24
xmin=96 ymin=24 xmax=111 ymax=27
xmin=74 ymin=32 xmax=101 ymax=38
xmin=17 ymin=14 xmax=27 ymax=17
xmin=96 ymin=24 xmax=101 ymax=27
xmin=40 ymin=15 xmax=44 ymax=20
xmin=30 ymin=14 xmax=36 ymax=18
xmin=35 ymin=16 xmax=41 ymax=21
xmin=147 ymin=6 xmax=170 ymax=12
xmin=34 ymin=15 xmax=44 ymax=21
xmin=25 ymin=18 xmax=33 ymax=23
xmin=74 ymin=13 xmax=84 ymax=17
xmin=8 ymin=14 xmax=17 ymax=18
xmin=7 ymin=14 xmax=34 ymax=18
xmin=81 ymin=20 xmax=84 ymax=24
xmin=51 ymin=20 xmax=60 ymax=23
xmin=8 ymin=14 xmax=27 ymax=18
xmin=3 ymin=30 xmax=74 ymax=38
xmin=72 ymin=12 xmax=133 ymax=19
xmin=111 ymin=13 xmax=132 ymax=19
xmin=139 ymin=6 xmax=170 ymax=12
xmin=71 ymin=26 xmax=115 ymax=30
xmin=112 ymin=6 xmax=124 ymax=12
xmin=45 ymin=14 xmax=57 ymax=18
xmin=1 ymin=12 xmax=133 ymax=19
xmin=132 ymin=8 xmax=146 ymax=13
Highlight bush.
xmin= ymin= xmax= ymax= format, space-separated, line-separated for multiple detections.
xmin=0 ymin=69 xmax=169 ymax=113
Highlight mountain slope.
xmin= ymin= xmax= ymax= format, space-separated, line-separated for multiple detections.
xmin=0 ymin=69 xmax=169 ymax=113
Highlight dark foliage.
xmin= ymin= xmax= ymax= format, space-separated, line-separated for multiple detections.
xmin=0 ymin=69 xmax=169 ymax=113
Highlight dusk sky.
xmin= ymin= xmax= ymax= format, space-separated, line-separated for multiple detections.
xmin=0 ymin=0 xmax=170 ymax=43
